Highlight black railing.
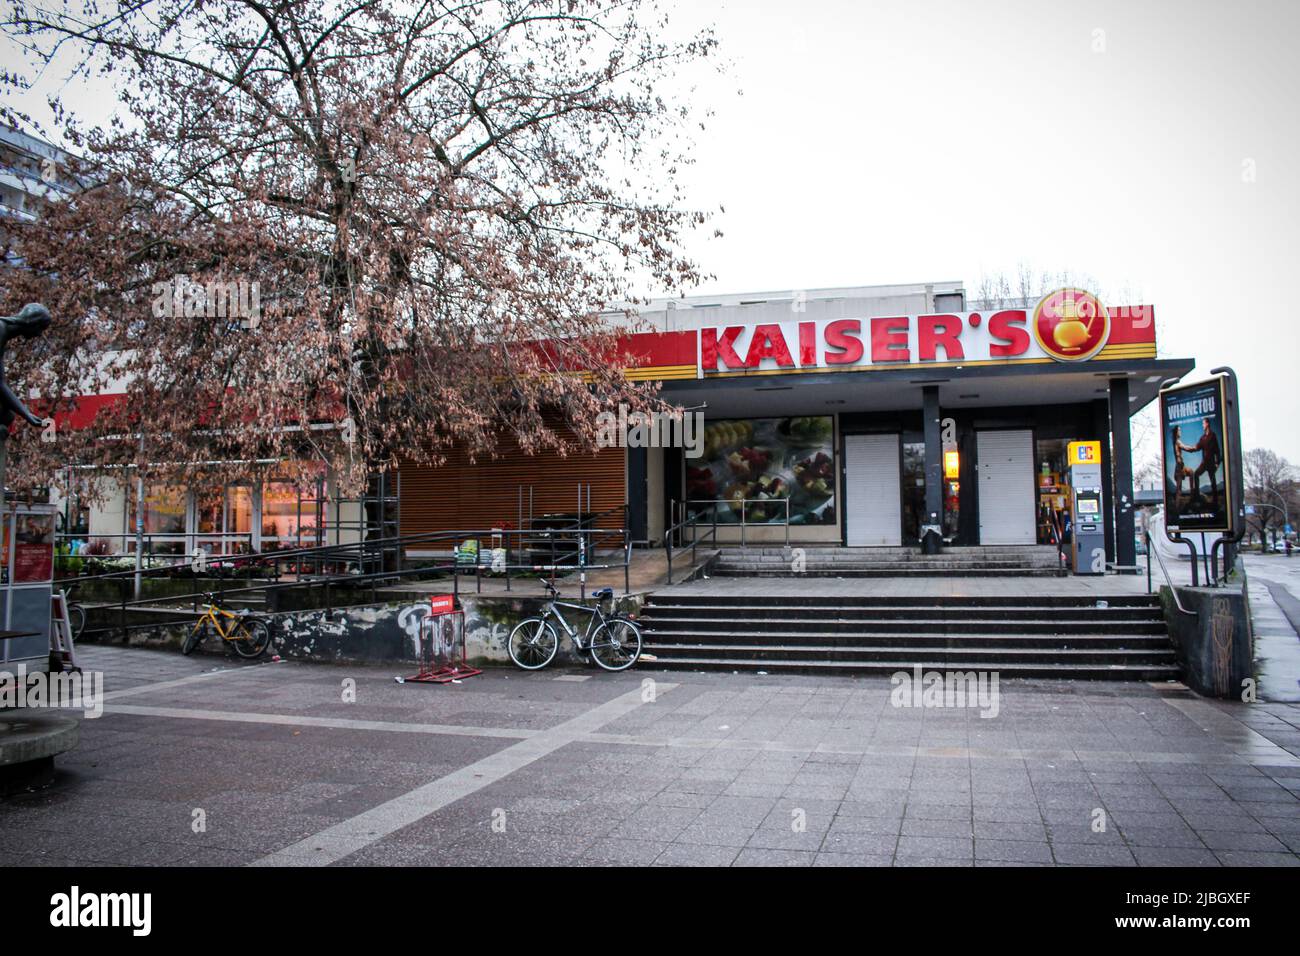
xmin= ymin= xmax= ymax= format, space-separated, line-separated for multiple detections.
xmin=683 ymin=497 xmax=792 ymax=547
xmin=1144 ymin=528 xmax=1195 ymax=616
xmin=58 ymin=514 xmax=632 ymax=640
xmin=1046 ymin=511 xmax=1068 ymax=572
xmin=664 ymin=500 xmax=719 ymax=585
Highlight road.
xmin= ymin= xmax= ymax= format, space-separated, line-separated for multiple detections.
xmin=1242 ymin=554 xmax=1300 ymax=703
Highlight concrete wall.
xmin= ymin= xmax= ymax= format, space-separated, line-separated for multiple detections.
xmin=262 ymin=593 xmax=648 ymax=667
xmin=1159 ymin=580 xmax=1254 ymax=699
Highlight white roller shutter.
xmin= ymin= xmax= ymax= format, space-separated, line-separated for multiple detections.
xmin=977 ymin=429 xmax=1035 ymax=544
xmin=845 ymin=434 xmax=901 ymax=546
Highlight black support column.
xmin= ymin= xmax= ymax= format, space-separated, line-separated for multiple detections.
xmin=627 ymin=445 xmax=647 ymax=544
xmin=923 ymin=386 xmax=943 ymax=526
xmin=1108 ymin=376 xmax=1136 ymax=570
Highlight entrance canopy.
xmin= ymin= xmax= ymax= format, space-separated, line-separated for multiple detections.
xmin=660 ymin=358 xmax=1194 ymax=419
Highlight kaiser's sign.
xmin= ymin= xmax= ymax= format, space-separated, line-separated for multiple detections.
xmin=700 ymin=289 xmax=1135 ymax=375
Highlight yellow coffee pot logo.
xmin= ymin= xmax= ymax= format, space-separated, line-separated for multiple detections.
xmin=1052 ymin=298 xmax=1093 ymax=349
xmin=1032 ymin=288 xmax=1110 ymax=362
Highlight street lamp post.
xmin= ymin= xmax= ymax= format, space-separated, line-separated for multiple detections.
xmin=1259 ymin=485 xmax=1290 ymax=536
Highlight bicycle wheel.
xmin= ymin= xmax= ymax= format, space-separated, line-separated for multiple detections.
xmin=231 ymin=618 xmax=272 ymax=659
xmin=589 ymin=618 xmax=642 ymax=672
xmin=182 ymin=622 xmax=206 ymax=656
xmin=508 ymin=618 xmax=559 ymax=670
xmin=68 ymin=604 xmax=86 ymax=639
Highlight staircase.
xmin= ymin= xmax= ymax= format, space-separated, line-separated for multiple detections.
xmin=709 ymin=545 xmax=1065 ymax=577
xmin=638 ymin=593 xmax=1177 ymax=680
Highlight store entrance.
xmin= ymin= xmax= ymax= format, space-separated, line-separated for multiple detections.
xmin=844 ymin=433 xmax=902 ymax=546
xmin=976 ymin=429 xmax=1036 ymax=544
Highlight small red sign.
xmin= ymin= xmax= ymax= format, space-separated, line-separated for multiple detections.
xmin=428 ymin=593 xmax=456 ymax=615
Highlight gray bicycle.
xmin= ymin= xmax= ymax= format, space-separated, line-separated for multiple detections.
xmin=507 ymin=582 xmax=643 ymax=672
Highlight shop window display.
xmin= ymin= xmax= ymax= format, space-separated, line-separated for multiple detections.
xmin=195 ymin=483 xmax=255 ymax=554
xmin=687 ymin=417 xmax=836 ymax=526
xmin=1036 ymin=438 xmax=1074 ymax=545
xmin=902 ymin=442 xmax=926 ymax=542
xmin=261 ymin=468 xmax=326 ymax=549
xmin=128 ymin=484 xmax=187 ymax=555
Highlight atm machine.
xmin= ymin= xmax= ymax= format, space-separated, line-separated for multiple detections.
xmin=1067 ymin=441 xmax=1105 ymax=575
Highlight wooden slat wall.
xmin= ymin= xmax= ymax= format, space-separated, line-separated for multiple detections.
xmin=398 ymin=433 xmax=627 ymax=537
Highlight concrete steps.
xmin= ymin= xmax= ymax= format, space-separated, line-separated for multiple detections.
xmin=709 ymin=545 xmax=1066 ymax=578
xmin=638 ymin=593 xmax=1177 ymax=680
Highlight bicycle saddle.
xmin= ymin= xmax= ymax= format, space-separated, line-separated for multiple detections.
xmin=593 ymin=587 xmax=613 ymax=600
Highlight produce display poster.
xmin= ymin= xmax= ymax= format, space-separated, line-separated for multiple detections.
xmin=686 ymin=417 xmax=836 ymax=525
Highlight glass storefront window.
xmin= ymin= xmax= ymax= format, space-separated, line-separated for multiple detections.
xmin=112 ymin=467 xmax=332 ymax=557
xmin=60 ymin=480 xmax=91 ymax=538
xmin=128 ymin=484 xmax=187 ymax=555
xmin=261 ymin=466 xmax=326 ymax=550
xmin=902 ymin=442 xmax=926 ymax=543
xmin=687 ymin=417 xmax=836 ymax=526
xmin=1036 ymin=438 xmax=1073 ymax=545
xmin=942 ymin=476 xmax=960 ymax=540
xmin=195 ymin=484 xmax=254 ymax=554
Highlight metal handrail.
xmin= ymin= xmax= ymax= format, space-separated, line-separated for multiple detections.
xmin=58 ymin=522 xmax=637 ymax=640
xmin=55 ymin=531 xmax=260 ymax=569
xmin=1145 ymin=528 xmax=1194 ymax=616
xmin=1046 ymin=510 xmax=1068 ymax=571
xmin=664 ymin=500 xmax=719 ymax=585
xmin=684 ymin=496 xmax=793 ymax=547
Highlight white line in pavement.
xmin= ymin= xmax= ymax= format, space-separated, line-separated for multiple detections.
xmin=101 ymin=664 xmax=272 ymax=702
xmin=107 ymin=703 xmax=537 ymax=740
xmin=250 ymin=682 xmax=677 ymax=867
xmin=90 ymin=698 xmax=1300 ymax=768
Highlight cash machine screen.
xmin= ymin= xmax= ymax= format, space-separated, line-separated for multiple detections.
xmin=1077 ymin=498 xmax=1100 ymax=515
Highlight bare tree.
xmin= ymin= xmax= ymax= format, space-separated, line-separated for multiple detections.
xmin=1244 ymin=447 xmax=1298 ymax=545
xmin=0 ymin=0 xmax=717 ymax=497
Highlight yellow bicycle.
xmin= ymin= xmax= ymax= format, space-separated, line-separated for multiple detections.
xmin=182 ymin=592 xmax=272 ymax=659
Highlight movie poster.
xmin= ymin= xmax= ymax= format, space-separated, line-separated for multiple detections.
xmin=685 ymin=417 xmax=836 ymax=525
xmin=1161 ymin=377 xmax=1231 ymax=532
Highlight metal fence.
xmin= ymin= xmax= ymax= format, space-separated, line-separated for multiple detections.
xmin=58 ymin=508 xmax=631 ymax=640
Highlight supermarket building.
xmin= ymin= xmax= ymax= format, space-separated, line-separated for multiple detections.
xmin=73 ymin=281 xmax=1193 ymax=572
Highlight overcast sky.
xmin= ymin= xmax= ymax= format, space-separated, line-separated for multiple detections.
xmin=663 ymin=0 xmax=1300 ymax=464
xmin=3 ymin=0 xmax=1297 ymax=465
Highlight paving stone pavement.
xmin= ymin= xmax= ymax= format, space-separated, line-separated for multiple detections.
xmin=1 ymin=644 xmax=1298 ymax=867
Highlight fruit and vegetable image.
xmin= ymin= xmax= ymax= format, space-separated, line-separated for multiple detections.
xmin=778 ymin=416 xmax=833 ymax=445
xmin=686 ymin=465 xmax=716 ymax=501
xmin=726 ymin=445 xmax=771 ymax=481
xmin=793 ymin=451 xmax=834 ymax=499
xmin=702 ymin=420 xmax=754 ymax=460
xmin=687 ymin=416 xmax=835 ymax=525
